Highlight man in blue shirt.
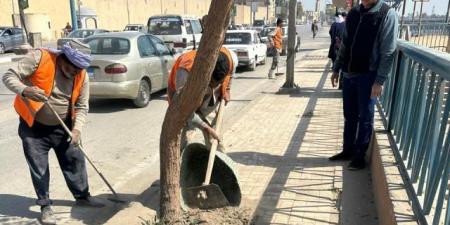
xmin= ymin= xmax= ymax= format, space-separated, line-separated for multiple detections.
xmin=329 ymin=0 xmax=398 ymax=170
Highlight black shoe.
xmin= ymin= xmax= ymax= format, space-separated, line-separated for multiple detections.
xmin=329 ymin=152 xmax=353 ymax=161
xmin=40 ymin=206 xmax=56 ymax=225
xmin=347 ymin=159 xmax=366 ymax=170
xmin=75 ymin=196 xmax=105 ymax=208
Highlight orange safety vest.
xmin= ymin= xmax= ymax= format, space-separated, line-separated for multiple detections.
xmin=167 ymin=47 xmax=233 ymax=104
xmin=273 ymin=27 xmax=283 ymax=50
xmin=14 ymin=49 xmax=86 ymax=127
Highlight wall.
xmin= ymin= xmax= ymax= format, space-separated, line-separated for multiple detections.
xmin=0 ymin=0 xmax=276 ymax=40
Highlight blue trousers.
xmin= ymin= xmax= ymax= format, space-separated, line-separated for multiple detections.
xmin=18 ymin=119 xmax=90 ymax=206
xmin=342 ymin=72 xmax=376 ymax=160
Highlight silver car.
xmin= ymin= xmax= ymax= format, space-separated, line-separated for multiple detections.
xmin=84 ymin=32 xmax=175 ymax=107
xmin=0 ymin=27 xmax=25 ymax=54
xmin=57 ymin=29 xmax=109 ymax=49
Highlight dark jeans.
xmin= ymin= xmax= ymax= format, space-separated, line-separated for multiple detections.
xmin=342 ymin=72 xmax=376 ymax=161
xmin=18 ymin=119 xmax=90 ymax=206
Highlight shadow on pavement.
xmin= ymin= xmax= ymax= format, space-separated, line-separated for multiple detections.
xmin=89 ymin=90 xmax=167 ymax=114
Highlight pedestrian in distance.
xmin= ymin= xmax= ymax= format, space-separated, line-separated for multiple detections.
xmin=328 ymin=11 xmax=347 ymax=89
xmin=2 ymin=39 xmax=105 ymax=225
xmin=267 ymin=18 xmax=283 ymax=79
xmin=329 ymin=0 xmax=398 ymax=170
xmin=167 ymin=46 xmax=237 ymax=152
xmin=63 ymin=22 xmax=72 ymax=37
xmin=311 ymin=20 xmax=319 ymax=39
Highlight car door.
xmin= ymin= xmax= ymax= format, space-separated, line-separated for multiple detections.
xmin=256 ymin=33 xmax=266 ymax=59
xmin=137 ymin=35 xmax=163 ymax=92
xmin=148 ymin=35 xmax=174 ymax=89
xmin=13 ymin=28 xmax=24 ymax=47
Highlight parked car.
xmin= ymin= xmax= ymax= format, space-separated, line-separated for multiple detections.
xmin=252 ymin=19 xmax=266 ymax=32
xmin=124 ymin=24 xmax=147 ymax=33
xmin=147 ymin=15 xmax=202 ymax=53
xmin=84 ymin=32 xmax=175 ymax=107
xmin=57 ymin=29 xmax=109 ymax=49
xmin=260 ymin=26 xmax=300 ymax=55
xmin=0 ymin=27 xmax=25 ymax=54
xmin=223 ymin=30 xmax=267 ymax=71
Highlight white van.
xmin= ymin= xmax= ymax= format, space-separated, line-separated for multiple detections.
xmin=147 ymin=15 xmax=202 ymax=53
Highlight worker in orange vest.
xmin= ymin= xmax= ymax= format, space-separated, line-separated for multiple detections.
xmin=268 ymin=18 xmax=284 ymax=79
xmin=2 ymin=40 xmax=104 ymax=225
xmin=168 ymin=47 xmax=237 ymax=150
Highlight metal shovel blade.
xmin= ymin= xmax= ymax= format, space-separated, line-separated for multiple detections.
xmin=182 ymin=183 xmax=230 ymax=209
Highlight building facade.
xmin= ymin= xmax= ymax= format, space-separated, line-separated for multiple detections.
xmin=0 ymin=0 xmax=276 ymax=41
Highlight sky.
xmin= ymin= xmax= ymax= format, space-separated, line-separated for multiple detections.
xmin=299 ymin=0 xmax=449 ymax=15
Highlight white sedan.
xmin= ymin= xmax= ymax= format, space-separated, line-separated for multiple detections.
xmin=223 ymin=30 xmax=267 ymax=71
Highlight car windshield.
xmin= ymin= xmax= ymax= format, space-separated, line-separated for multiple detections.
xmin=253 ymin=20 xmax=264 ymax=26
xmin=148 ymin=17 xmax=182 ymax=35
xmin=260 ymin=28 xmax=275 ymax=37
xmin=68 ymin=30 xmax=96 ymax=38
xmin=86 ymin=37 xmax=130 ymax=55
xmin=224 ymin=33 xmax=252 ymax=45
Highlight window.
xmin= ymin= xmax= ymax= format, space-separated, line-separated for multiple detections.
xmin=191 ymin=20 xmax=202 ymax=34
xmin=224 ymin=33 xmax=252 ymax=45
xmin=138 ymin=36 xmax=156 ymax=57
xmin=185 ymin=20 xmax=193 ymax=35
xmin=86 ymin=37 xmax=130 ymax=55
xmin=13 ymin=28 xmax=23 ymax=35
xmin=148 ymin=17 xmax=182 ymax=35
xmin=69 ymin=30 xmax=95 ymax=38
xmin=3 ymin=29 xmax=13 ymax=36
xmin=149 ymin=36 xmax=171 ymax=55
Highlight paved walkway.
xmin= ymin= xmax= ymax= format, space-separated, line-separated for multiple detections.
xmin=223 ymin=48 xmax=378 ymax=225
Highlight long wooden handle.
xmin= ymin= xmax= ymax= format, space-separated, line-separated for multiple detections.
xmin=203 ymin=99 xmax=226 ymax=185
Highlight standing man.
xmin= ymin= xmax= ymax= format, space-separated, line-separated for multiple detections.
xmin=2 ymin=40 xmax=104 ymax=225
xmin=268 ymin=18 xmax=283 ymax=79
xmin=167 ymin=47 xmax=237 ymax=151
xmin=328 ymin=11 xmax=346 ymax=89
xmin=329 ymin=0 xmax=398 ymax=170
xmin=311 ymin=20 xmax=319 ymax=39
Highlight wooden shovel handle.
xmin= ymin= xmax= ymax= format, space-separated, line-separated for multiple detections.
xmin=203 ymin=99 xmax=226 ymax=185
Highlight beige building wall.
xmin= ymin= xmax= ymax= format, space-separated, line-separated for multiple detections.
xmin=0 ymin=0 xmax=275 ymax=41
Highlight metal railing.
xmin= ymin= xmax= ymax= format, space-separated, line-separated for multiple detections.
xmin=400 ymin=23 xmax=450 ymax=53
xmin=379 ymin=40 xmax=450 ymax=225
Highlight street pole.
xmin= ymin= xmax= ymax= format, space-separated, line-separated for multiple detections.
xmin=418 ymin=1 xmax=424 ymax=36
xmin=18 ymin=0 xmax=28 ymax=42
xmin=446 ymin=0 xmax=450 ymax=23
xmin=412 ymin=1 xmax=417 ymax=23
xmin=399 ymin=0 xmax=407 ymax=37
xmin=126 ymin=0 xmax=130 ymax=24
xmin=283 ymin=0 xmax=298 ymax=89
xmin=69 ymin=0 xmax=78 ymax=30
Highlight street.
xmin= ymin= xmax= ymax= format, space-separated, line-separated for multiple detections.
xmin=0 ymin=24 xmax=328 ymax=225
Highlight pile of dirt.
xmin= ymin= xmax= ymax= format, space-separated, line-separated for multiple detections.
xmin=173 ymin=207 xmax=253 ymax=225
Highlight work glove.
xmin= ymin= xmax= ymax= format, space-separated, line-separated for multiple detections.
xmin=71 ymin=129 xmax=82 ymax=147
xmin=22 ymin=86 xmax=48 ymax=102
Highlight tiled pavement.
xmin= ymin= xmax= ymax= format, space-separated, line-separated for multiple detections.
xmin=223 ymin=49 xmax=378 ymax=225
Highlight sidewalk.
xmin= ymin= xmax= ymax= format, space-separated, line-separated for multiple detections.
xmin=104 ymin=39 xmax=379 ymax=225
xmin=224 ymin=48 xmax=378 ymax=224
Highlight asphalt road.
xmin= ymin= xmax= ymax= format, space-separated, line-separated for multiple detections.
xmin=0 ymin=25 xmax=327 ymax=225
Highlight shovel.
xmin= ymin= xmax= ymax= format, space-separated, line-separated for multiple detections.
xmin=182 ymin=99 xmax=230 ymax=209
xmin=45 ymin=101 xmax=126 ymax=204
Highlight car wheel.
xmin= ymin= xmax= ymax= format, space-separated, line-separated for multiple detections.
xmin=132 ymin=79 xmax=151 ymax=108
xmin=0 ymin=43 xmax=5 ymax=54
xmin=248 ymin=57 xmax=256 ymax=71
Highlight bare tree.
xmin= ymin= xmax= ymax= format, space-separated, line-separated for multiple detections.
xmin=159 ymin=0 xmax=234 ymax=223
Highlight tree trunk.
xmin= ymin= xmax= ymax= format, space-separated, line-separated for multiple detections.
xmin=159 ymin=0 xmax=234 ymax=223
